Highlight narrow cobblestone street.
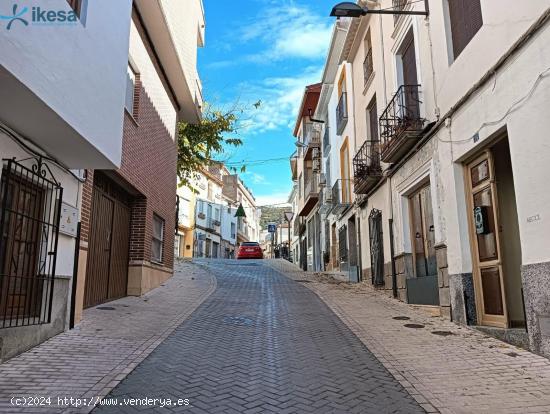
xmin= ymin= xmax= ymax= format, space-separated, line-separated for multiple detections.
xmin=2 ymin=259 xmax=550 ymax=413
xmin=95 ymin=260 xmax=423 ymax=413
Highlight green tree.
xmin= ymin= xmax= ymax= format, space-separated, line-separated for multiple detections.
xmin=176 ymin=102 xmax=258 ymax=188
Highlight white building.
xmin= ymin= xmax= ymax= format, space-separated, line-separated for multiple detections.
xmin=310 ymin=0 xmax=550 ymax=356
xmin=0 ymin=0 xmax=132 ymax=361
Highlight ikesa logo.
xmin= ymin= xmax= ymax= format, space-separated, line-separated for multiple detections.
xmin=0 ymin=4 xmax=79 ymax=30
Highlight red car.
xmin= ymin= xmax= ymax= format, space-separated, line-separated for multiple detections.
xmin=237 ymin=242 xmax=264 ymax=259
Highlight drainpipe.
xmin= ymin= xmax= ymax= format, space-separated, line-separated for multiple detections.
xmin=69 ymin=223 xmax=81 ymax=329
xmin=389 ymin=218 xmax=398 ymax=299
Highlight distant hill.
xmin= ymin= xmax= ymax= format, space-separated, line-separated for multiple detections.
xmin=260 ymin=206 xmax=288 ymax=229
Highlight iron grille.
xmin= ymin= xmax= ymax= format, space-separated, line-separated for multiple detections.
xmin=364 ymin=49 xmax=374 ymax=85
xmin=379 ymin=85 xmax=424 ymax=159
xmin=0 ymin=158 xmax=63 ymax=329
xmin=393 ymin=0 xmax=408 ymax=23
xmin=369 ymin=209 xmax=385 ymax=286
xmin=338 ymin=225 xmax=348 ymax=263
xmin=353 ymin=140 xmax=382 ymax=194
xmin=331 ymin=179 xmax=352 ymax=216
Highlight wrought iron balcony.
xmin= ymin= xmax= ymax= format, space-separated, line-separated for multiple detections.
xmin=393 ymin=0 xmax=409 ymax=23
xmin=353 ymin=140 xmax=382 ymax=194
xmin=331 ymin=179 xmax=353 ymax=216
xmin=364 ymin=49 xmax=374 ymax=85
xmin=336 ymin=92 xmax=348 ymax=135
xmin=319 ymin=185 xmax=333 ymax=215
xmin=298 ymin=174 xmax=319 ymax=217
xmin=379 ymin=85 xmax=425 ymax=164
xmin=304 ymin=127 xmax=321 ymax=160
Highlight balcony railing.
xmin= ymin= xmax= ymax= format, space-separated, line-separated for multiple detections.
xmin=336 ymin=92 xmax=348 ymax=135
xmin=393 ymin=0 xmax=408 ymax=23
xmin=206 ymin=218 xmax=221 ymax=230
xmin=363 ymin=49 xmax=374 ymax=85
xmin=322 ymin=126 xmax=330 ymax=154
xmin=304 ymin=175 xmax=318 ymax=198
xmin=379 ymin=85 xmax=425 ymax=164
xmin=353 ymin=140 xmax=382 ymax=195
xmin=304 ymin=127 xmax=321 ymax=160
xmin=331 ymin=179 xmax=353 ymax=216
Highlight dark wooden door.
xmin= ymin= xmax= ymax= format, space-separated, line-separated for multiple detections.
xmin=401 ymin=32 xmax=420 ymax=120
xmin=84 ymin=175 xmax=130 ymax=308
xmin=0 ymin=174 xmax=44 ymax=320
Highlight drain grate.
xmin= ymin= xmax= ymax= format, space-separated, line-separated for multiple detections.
xmin=393 ymin=316 xmax=411 ymax=321
xmin=404 ymin=323 xmax=425 ymax=329
xmin=432 ymin=330 xmax=454 ymax=337
xmin=223 ymin=316 xmax=254 ymax=326
xmin=97 ymin=306 xmax=116 ymax=311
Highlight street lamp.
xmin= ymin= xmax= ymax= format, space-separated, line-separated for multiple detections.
xmin=330 ymin=1 xmax=428 ymax=18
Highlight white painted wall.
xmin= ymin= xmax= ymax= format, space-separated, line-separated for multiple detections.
xmin=0 ymin=0 xmax=132 ymax=168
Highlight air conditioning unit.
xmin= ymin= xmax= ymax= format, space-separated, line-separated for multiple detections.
xmin=312 ymin=148 xmax=320 ymax=159
xmin=313 ymin=159 xmax=321 ymax=172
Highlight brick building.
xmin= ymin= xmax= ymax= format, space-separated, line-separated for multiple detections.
xmin=74 ymin=1 xmax=205 ymax=320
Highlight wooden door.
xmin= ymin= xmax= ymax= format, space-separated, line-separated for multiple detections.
xmin=401 ymin=31 xmax=420 ymax=120
xmin=84 ymin=175 xmax=130 ymax=308
xmin=0 ymin=174 xmax=44 ymax=320
xmin=466 ymin=152 xmax=508 ymax=328
xmin=407 ymin=184 xmax=439 ymax=305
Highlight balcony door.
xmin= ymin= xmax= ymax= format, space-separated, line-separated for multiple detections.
xmin=400 ymin=30 xmax=420 ymax=120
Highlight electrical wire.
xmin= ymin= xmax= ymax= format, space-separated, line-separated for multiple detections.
xmin=438 ymin=66 xmax=550 ymax=144
xmin=0 ymin=122 xmax=86 ymax=183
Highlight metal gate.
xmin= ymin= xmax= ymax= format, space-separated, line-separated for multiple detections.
xmin=369 ymin=209 xmax=385 ymax=286
xmin=84 ymin=173 xmax=130 ymax=308
xmin=338 ymin=225 xmax=348 ymax=271
xmin=0 ymin=158 xmax=62 ymax=328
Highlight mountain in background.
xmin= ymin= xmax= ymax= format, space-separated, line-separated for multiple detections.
xmin=259 ymin=206 xmax=288 ymax=229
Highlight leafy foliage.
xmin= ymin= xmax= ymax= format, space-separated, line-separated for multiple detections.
xmin=176 ymin=102 xmax=259 ymax=188
xmin=259 ymin=206 xmax=288 ymax=229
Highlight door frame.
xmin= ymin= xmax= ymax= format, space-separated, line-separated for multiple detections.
xmin=464 ymin=150 xmax=508 ymax=328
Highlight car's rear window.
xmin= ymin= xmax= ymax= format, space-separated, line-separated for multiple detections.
xmin=241 ymin=242 xmax=260 ymax=247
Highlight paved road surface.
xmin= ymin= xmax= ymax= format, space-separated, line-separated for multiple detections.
xmin=94 ymin=260 xmax=424 ymax=413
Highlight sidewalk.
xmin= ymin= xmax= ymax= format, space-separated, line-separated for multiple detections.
xmin=0 ymin=260 xmax=216 ymax=414
xmin=267 ymin=259 xmax=550 ymax=414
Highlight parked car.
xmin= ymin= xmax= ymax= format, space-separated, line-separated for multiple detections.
xmin=237 ymin=242 xmax=264 ymax=260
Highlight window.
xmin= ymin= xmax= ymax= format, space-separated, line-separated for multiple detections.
xmin=125 ymin=64 xmax=140 ymax=118
xmin=448 ymin=0 xmax=483 ymax=59
xmin=363 ymin=30 xmax=373 ymax=85
xmin=207 ymin=183 xmax=213 ymax=201
xmin=366 ymin=97 xmax=378 ymax=142
xmin=231 ymin=222 xmax=236 ymax=239
xmin=152 ymin=214 xmax=164 ymax=263
xmin=174 ymin=235 xmax=181 ymax=258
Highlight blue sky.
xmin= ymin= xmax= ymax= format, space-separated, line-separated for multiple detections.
xmin=199 ymin=0 xmax=336 ymax=206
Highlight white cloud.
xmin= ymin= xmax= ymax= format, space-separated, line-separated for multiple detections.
xmin=235 ymin=65 xmax=323 ymax=135
xmin=240 ymin=3 xmax=332 ymax=61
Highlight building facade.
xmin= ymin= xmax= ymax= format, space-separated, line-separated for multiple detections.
xmin=77 ymin=0 xmax=205 ymax=317
xmin=0 ymin=0 xmax=133 ymax=361
xmin=294 ymin=1 xmax=550 ymax=356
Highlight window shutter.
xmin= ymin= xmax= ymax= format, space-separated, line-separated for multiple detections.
xmin=449 ymin=0 xmax=483 ymax=59
xmin=369 ymin=99 xmax=378 ymax=142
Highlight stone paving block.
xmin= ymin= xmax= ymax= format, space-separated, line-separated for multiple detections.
xmin=266 ymin=259 xmax=550 ymax=414
xmin=0 ymin=261 xmax=215 ymax=414
xmin=94 ymin=260 xmax=424 ymax=413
